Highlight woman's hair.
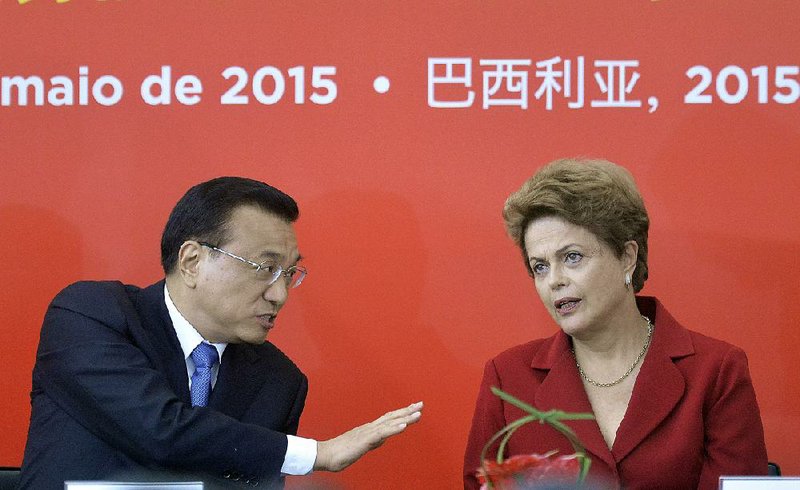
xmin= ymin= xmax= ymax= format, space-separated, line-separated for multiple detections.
xmin=503 ymin=158 xmax=650 ymax=292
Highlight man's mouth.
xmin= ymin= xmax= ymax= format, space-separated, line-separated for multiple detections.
xmin=257 ymin=314 xmax=276 ymax=329
xmin=554 ymin=298 xmax=581 ymax=314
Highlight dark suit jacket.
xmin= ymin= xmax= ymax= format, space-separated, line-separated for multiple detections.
xmin=464 ymin=297 xmax=767 ymax=490
xmin=20 ymin=280 xmax=308 ymax=489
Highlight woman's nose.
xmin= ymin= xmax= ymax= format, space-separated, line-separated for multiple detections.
xmin=547 ymin=264 xmax=568 ymax=290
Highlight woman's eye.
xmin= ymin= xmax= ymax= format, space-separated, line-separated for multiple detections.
xmin=531 ymin=262 xmax=548 ymax=275
xmin=564 ymin=252 xmax=583 ymax=264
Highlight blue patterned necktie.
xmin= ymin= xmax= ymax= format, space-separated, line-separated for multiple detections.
xmin=190 ymin=342 xmax=219 ymax=407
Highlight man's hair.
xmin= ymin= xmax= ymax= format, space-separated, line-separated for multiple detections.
xmin=160 ymin=176 xmax=299 ymax=274
xmin=503 ymin=158 xmax=650 ymax=292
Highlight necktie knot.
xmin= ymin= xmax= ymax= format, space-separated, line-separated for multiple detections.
xmin=190 ymin=342 xmax=218 ymax=407
xmin=191 ymin=342 xmax=218 ymax=369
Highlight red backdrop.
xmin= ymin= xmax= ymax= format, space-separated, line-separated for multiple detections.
xmin=1 ymin=2 xmax=798 ymax=487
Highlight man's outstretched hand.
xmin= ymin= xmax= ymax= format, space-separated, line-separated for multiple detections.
xmin=313 ymin=401 xmax=423 ymax=472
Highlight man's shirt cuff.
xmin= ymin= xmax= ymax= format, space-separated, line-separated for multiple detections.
xmin=281 ymin=435 xmax=317 ymax=475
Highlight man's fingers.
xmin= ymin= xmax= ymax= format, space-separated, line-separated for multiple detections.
xmin=314 ymin=401 xmax=424 ymax=472
xmin=370 ymin=404 xmax=422 ymax=443
xmin=376 ymin=401 xmax=424 ymax=423
xmin=391 ymin=409 xmax=422 ymax=429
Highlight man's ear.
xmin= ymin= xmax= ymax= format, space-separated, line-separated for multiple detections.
xmin=622 ymin=240 xmax=639 ymax=277
xmin=177 ymin=241 xmax=202 ymax=288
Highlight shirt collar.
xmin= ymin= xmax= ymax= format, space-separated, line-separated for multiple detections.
xmin=164 ymin=284 xmax=227 ymax=363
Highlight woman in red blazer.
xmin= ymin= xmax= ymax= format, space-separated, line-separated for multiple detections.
xmin=464 ymin=158 xmax=767 ymax=489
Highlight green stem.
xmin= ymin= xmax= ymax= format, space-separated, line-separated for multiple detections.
xmin=479 ymin=387 xmax=595 ymax=485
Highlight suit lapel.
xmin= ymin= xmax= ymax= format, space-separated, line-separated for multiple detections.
xmin=129 ymin=281 xmax=292 ymax=418
xmin=531 ymin=332 xmax=617 ymax=469
xmin=612 ymin=297 xmax=694 ymax=462
xmin=134 ymin=282 xmax=288 ymax=418
xmin=530 ymin=298 xmax=696 ymax=468
xmin=209 ymin=344 xmax=259 ymax=418
xmin=131 ymin=281 xmax=192 ymax=405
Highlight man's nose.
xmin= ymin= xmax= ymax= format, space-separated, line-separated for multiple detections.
xmin=264 ymin=278 xmax=289 ymax=305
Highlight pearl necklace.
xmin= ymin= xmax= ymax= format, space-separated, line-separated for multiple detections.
xmin=572 ymin=315 xmax=654 ymax=388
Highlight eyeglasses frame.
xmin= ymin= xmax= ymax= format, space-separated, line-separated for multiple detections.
xmin=197 ymin=241 xmax=306 ymax=288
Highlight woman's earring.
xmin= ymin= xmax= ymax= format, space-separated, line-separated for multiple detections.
xmin=625 ymin=273 xmax=632 ymax=288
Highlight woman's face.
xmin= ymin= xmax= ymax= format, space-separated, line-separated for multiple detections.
xmin=523 ymin=215 xmax=636 ymax=337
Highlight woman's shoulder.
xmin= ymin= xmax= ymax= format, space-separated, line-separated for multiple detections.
xmin=679 ymin=329 xmax=752 ymax=377
xmin=684 ymin=328 xmax=742 ymax=353
xmin=489 ymin=331 xmax=563 ymax=370
xmin=652 ymin=302 xmax=750 ymax=371
xmin=648 ymin=296 xmax=747 ymax=358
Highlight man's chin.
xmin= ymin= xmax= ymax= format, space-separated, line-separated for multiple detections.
xmin=241 ymin=334 xmax=269 ymax=345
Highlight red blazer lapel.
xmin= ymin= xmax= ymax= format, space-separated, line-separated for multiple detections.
xmin=531 ymin=331 xmax=617 ymax=469
xmin=612 ymin=298 xmax=694 ymax=462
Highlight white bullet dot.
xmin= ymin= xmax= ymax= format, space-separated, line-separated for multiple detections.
xmin=373 ymin=76 xmax=390 ymax=94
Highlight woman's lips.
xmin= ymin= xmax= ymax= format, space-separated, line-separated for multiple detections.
xmin=554 ymin=298 xmax=581 ymax=315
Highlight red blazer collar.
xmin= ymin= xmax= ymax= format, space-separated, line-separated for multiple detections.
xmin=527 ymin=296 xmax=695 ymax=465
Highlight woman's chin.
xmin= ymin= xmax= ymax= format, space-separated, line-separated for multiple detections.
xmin=554 ymin=314 xmax=587 ymax=337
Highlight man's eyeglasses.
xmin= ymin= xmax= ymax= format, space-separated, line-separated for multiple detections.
xmin=198 ymin=242 xmax=307 ymax=289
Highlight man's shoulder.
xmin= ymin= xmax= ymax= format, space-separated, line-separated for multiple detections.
xmin=246 ymin=341 xmax=305 ymax=378
xmin=54 ymin=279 xmax=138 ymax=297
xmin=49 ymin=280 xmax=155 ymax=327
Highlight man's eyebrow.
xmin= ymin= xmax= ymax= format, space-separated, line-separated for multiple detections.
xmin=256 ymin=251 xmax=304 ymax=265
xmin=528 ymin=243 xmax=582 ymax=263
xmin=257 ymin=251 xmax=284 ymax=260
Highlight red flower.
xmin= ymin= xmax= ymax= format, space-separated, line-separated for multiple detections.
xmin=476 ymin=389 xmax=594 ymax=488
xmin=477 ymin=452 xmax=582 ymax=489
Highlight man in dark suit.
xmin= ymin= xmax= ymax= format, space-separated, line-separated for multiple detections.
xmin=19 ymin=177 xmax=423 ymax=489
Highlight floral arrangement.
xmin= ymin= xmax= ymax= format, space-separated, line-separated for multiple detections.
xmin=477 ymin=387 xmax=594 ymax=489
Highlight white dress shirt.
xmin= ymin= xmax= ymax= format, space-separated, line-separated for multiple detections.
xmin=164 ymin=285 xmax=316 ymax=475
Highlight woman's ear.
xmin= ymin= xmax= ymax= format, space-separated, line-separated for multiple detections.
xmin=622 ymin=240 xmax=639 ymax=277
